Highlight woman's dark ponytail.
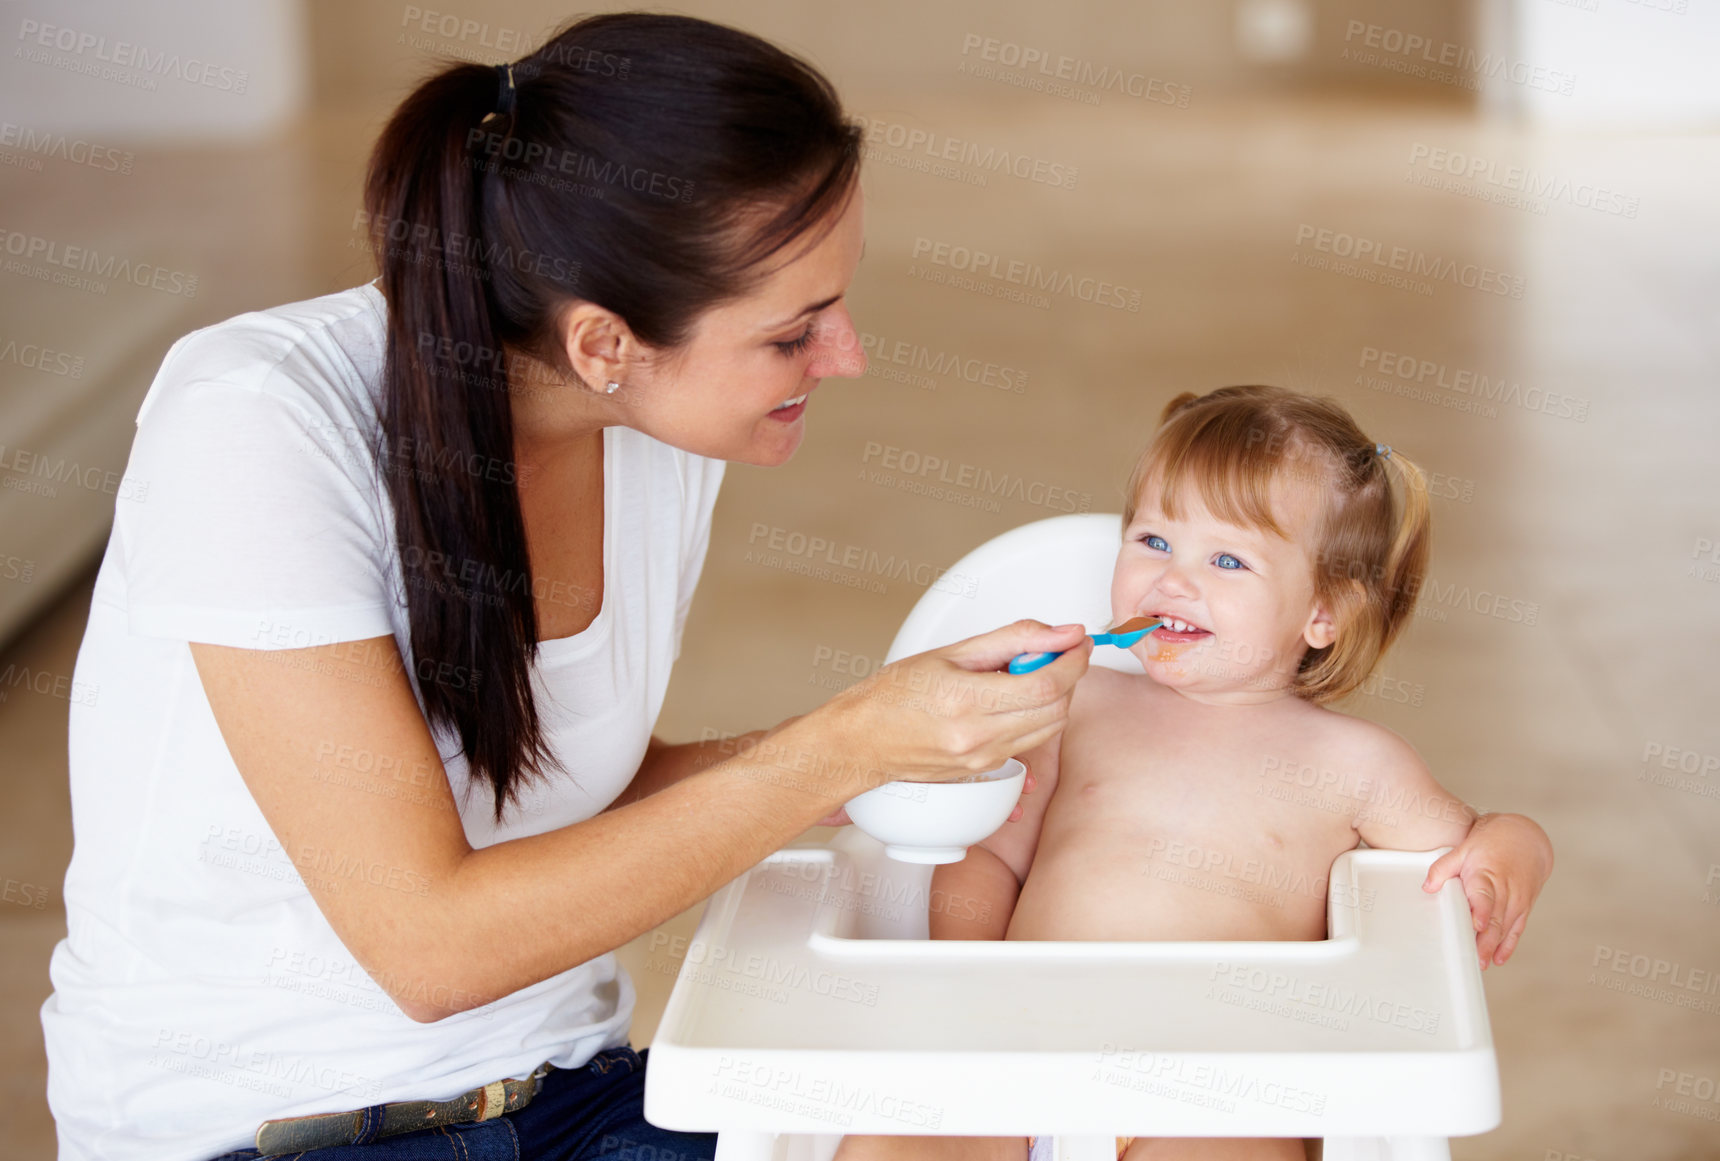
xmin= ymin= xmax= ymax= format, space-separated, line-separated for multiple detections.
xmin=361 ymin=14 xmax=861 ymax=818
xmin=364 ymin=62 xmax=547 ymax=817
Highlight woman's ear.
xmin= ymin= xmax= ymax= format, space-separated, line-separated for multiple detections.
xmin=559 ymin=301 xmax=637 ymax=391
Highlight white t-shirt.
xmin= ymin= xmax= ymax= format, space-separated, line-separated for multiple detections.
xmin=39 ymin=282 xmax=726 ymax=1161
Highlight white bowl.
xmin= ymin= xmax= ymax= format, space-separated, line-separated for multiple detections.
xmin=843 ymin=758 xmax=1027 ymax=863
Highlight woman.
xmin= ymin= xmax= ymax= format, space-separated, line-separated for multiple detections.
xmin=38 ymin=13 xmax=1521 ymax=1161
xmin=40 ymin=14 xmax=1089 ymax=1161
xmin=36 ymin=18 xmax=1087 ymax=1161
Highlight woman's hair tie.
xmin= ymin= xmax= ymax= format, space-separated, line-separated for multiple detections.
xmin=493 ymin=62 xmax=517 ymax=116
xmin=1375 ymin=442 xmax=1392 ymax=459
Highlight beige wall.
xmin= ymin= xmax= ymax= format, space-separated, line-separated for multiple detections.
xmin=308 ymin=0 xmax=1477 ymax=111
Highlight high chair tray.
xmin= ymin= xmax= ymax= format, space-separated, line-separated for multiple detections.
xmin=643 ymin=833 xmax=1499 ymax=1137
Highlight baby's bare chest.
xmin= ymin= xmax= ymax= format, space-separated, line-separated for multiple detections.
xmin=1041 ymin=707 xmax=1359 ymax=887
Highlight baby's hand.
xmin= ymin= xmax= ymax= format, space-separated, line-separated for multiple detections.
xmin=1423 ymin=813 xmax=1554 ymax=970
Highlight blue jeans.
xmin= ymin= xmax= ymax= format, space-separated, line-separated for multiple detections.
xmin=208 ymin=1046 xmax=718 ymax=1161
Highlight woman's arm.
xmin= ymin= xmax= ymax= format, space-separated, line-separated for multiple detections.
xmin=191 ymin=620 xmax=1090 ymax=1022
xmin=192 ymin=636 xmax=848 ymax=1022
xmin=619 ymin=720 xmax=1044 ymax=827
xmin=604 ymin=731 xmax=769 ymax=812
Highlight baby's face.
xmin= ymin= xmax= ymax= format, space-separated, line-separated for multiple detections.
xmin=1111 ymin=474 xmax=1337 ymax=703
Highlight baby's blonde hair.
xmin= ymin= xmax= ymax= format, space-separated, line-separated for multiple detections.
xmin=1120 ymin=385 xmax=1431 ymax=703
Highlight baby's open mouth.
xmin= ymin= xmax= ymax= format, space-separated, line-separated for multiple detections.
xmin=1146 ymin=612 xmax=1211 ymax=640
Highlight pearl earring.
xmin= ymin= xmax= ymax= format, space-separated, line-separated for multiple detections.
xmin=605 ymin=381 xmax=621 ymax=395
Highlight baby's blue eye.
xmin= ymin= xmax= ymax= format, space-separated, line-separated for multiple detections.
xmin=1215 ymin=553 xmax=1245 ymax=570
xmin=1144 ymin=534 xmax=1169 ymax=552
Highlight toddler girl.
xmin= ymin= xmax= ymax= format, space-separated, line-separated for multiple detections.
xmin=838 ymin=385 xmax=1554 ymax=1161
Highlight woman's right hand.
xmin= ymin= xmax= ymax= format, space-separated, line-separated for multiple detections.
xmin=787 ymin=619 xmax=1093 ymax=801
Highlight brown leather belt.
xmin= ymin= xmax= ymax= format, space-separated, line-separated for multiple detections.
xmin=253 ymin=1062 xmax=553 ymax=1156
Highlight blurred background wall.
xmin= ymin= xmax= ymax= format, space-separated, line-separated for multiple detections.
xmin=1 ymin=0 xmax=1716 ymax=1158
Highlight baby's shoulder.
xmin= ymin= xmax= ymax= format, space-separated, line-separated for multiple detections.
xmin=1293 ymin=700 xmax=1430 ymax=783
xmin=1070 ymin=663 xmax=1164 ymax=721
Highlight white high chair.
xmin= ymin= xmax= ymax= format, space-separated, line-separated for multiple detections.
xmin=644 ymin=514 xmax=1498 ymax=1161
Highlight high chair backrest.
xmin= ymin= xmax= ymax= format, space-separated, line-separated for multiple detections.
xmin=884 ymin=513 xmax=1138 ymax=672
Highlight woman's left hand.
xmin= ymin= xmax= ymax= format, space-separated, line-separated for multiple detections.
xmin=1423 ymin=812 xmax=1554 ymax=970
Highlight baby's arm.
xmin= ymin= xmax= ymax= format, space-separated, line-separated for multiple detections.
xmin=1347 ymin=723 xmax=1476 ymax=853
xmin=928 ymin=732 xmax=1063 ymax=940
xmin=1348 ymin=721 xmax=1553 ymax=968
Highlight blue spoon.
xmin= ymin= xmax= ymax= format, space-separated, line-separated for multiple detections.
xmin=1008 ymin=616 xmax=1163 ymax=674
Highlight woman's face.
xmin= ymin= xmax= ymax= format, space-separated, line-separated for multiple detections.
xmin=599 ymin=185 xmax=869 ymax=466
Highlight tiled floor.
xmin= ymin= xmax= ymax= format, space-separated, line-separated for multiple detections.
xmin=2 ymin=88 xmax=1716 ymax=1159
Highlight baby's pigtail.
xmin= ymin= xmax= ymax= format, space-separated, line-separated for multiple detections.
xmin=1159 ymin=391 xmax=1201 ymax=424
xmin=1375 ymin=447 xmax=1431 ymax=651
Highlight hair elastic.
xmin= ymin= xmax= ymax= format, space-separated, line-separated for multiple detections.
xmin=1374 ymin=443 xmax=1392 ymax=459
xmin=493 ymin=63 xmax=517 ymax=116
